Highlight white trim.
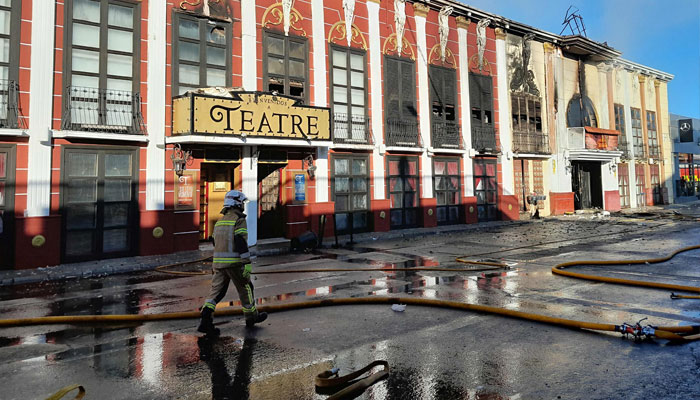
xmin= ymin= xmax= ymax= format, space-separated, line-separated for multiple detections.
xmin=166 ymin=135 xmax=331 ymax=148
xmin=173 ymin=231 xmax=199 ymax=235
xmin=26 ymin=0 xmax=56 ymax=217
xmin=316 ymin=146 xmax=329 ymax=202
xmin=52 ymin=130 xmax=149 ymax=142
xmin=457 ymin=24 xmax=473 ymax=197
xmin=241 ymin=0 xmax=257 ymax=91
xmin=0 ymin=129 xmax=28 ymax=137
xmin=174 ymin=209 xmax=198 ymax=214
xmin=146 ymin=0 xmax=166 ymax=211
xmin=415 ymin=14 xmax=432 ymax=199
xmin=568 ymin=149 xmax=622 ymax=161
xmin=429 ymin=148 xmax=469 ymax=155
xmin=495 ymin=36 xmax=514 ymax=196
xmin=385 ymin=146 xmax=424 ymax=153
xmin=331 ymin=143 xmax=375 ymax=151
xmin=513 ymin=153 xmax=553 ymax=160
xmin=367 ymin=0 xmax=385 ymax=200
xmin=311 ymin=0 xmax=327 ymax=107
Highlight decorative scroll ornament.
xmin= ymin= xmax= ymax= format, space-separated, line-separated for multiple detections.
xmin=262 ymin=2 xmax=307 ymax=37
xmin=510 ymin=33 xmax=540 ymax=96
xmin=282 ymin=0 xmax=294 ymax=36
xmin=438 ymin=6 xmax=453 ymax=63
xmin=343 ymin=0 xmax=356 ymax=47
xmin=469 ymin=54 xmax=491 ymax=74
xmin=383 ymin=33 xmax=415 ymax=60
xmin=429 ymin=43 xmax=455 ymax=67
xmin=394 ymin=0 xmax=406 ymax=55
xmin=328 ymin=21 xmax=368 ymax=50
xmin=476 ymin=18 xmax=491 ymax=72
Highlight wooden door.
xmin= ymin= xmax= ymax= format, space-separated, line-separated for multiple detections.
xmin=205 ymin=165 xmax=232 ymax=239
xmin=258 ymin=165 xmax=284 ymax=239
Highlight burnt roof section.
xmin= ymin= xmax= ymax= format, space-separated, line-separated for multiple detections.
xmin=558 ymin=35 xmax=621 ymax=60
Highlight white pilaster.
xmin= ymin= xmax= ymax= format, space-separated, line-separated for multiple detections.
xmin=242 ymin=146 xmax=258 ymax=245
xmin=146 ymin=0 xmax=166 ymax=210
xmin=241 ymin=0 xmax=257 ymax=91
xmin=552 ymin=48 xmax=571 ymax=193
xmin=623 ymin=69 xmax=637 ymax=208
xmin=26 ymin=0 xmax=55 ymax=217
xmin=316 ymin=146 xmax=329 ymax=202
xmin=311 ymin=0 xmax=327 ymax=107
xmin=457 ymin=23 xmax=473 ymax=197
xmin=367 ymin=0 xmax=385 ymax=199
xmin=599 ymin=70 xmax=610 ymax=129
xmin=495 ymin=32 xmax=513 ymax=196
xmin=415 ymin=13 xmax=432 ymax=198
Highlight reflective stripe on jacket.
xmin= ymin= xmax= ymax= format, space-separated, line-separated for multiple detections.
xmin=212 ymin=208 xmax=250 ymax=268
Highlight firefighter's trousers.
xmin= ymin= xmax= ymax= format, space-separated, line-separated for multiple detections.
xmin=202 ymin=263 xmax=258 ymax=320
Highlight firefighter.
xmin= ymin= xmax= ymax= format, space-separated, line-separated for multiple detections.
xmin=198 ymin=190 xmax=267 ymax=336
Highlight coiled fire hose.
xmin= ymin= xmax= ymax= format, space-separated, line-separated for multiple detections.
xmin=315 ymin=360 xmax=389 ymax=400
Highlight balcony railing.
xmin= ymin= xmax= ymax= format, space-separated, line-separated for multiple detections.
xmin=0 ymin=79 xmax=25 ymax=129
xmin=333 ymin=113 xmax=372 ymax=145
xmin=431 ymin=121 xmax=461 ymax=149
xmin=513 ymin=131 xmax=549 ymax=154
xmin=62 ymin=86 xmax=146 ymax=135
xmin=648 ymin=145 xmax=660 ymax=159
xmin=618 ymin=136 xmax=631 ymax=159
xmin=471 ymin=126 xmax=498 ymax=152
xmin=386 ymin=118 xmax=421 ymax=147
xmin=634 ymin=144 xmax=647 ymax=160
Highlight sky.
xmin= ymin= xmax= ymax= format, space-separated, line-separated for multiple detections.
xmin=460 ymin=0 xmax=700 ymax=118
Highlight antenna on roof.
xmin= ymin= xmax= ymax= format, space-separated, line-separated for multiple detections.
xmin=559 ymin=5 xmax=587 ymax=37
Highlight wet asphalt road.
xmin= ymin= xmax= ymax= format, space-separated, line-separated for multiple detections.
xmin=1 ymin=215 xmax=700 ymax=399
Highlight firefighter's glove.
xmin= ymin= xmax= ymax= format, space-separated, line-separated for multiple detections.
xmin=243 ymin=264 xmax=252 ymax=279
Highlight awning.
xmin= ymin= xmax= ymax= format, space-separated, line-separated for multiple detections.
xmin=584 ymin=126 xmax=620 ymax=135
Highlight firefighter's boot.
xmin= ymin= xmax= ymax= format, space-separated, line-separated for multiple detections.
xmin=198 ymin=307 xmax=220 ymax=336
xmin=245 ymin=312 xmax=268 ymax=328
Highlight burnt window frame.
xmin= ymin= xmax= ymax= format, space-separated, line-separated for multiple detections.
xmin=566 ymin=94 xmax=598 ymax=128
xmin=511 ymin=93 xmax=543 ymax=134
xmin=330 ymin=154 xmax=370 ymax=234
xmin=433 ymin=157 xmax=461 ymax=225
xmin=172 ymin=12 xmax=232 ymax=96
xmin=386 ymin=155 xmax=420 ymax=229
xmin=263 ymin=30 xmax=309 ymax=103
xmin=469 ymin=72 xmax=494 ymax=129
xmin=429 ymin=65 xmax=458 ymax=124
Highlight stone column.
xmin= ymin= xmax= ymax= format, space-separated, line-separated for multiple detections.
xmin=311 ymin=0 xmax=329 ymax=202
xmin=367 ymin=0 xmax=385 ymax=199
xmin=494 ymin=28 xmax=514 ymax=196
xmin=146 ymin=0 xmax=166 ymax=211
xmin=456 ymin=17 xmax=473 ymax=198
xmin=414 ymin=3 xmax=433 ymax=199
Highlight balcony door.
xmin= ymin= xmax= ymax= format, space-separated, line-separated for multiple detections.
xmin=433 ymin=158 xmax=460 ymax=225
xmin=388 ymin=156 xmax=419 ymax=229
xmin=474 ymin=158 xmax=498 ymax=221
xmin=0 ymin=145 xmax=14 ymax=269
xmin=61 ymin=147 xmax=138 ymax=262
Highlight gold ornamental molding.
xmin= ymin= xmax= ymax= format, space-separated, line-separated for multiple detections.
xmin=637 ymin=74 xmax=646 ymax=84
xmin=428 ymin=43 xmax=456 ymax=67
xmin=455 ymin=16 xmax=470 ymax=29
xmin=468 ymin=54 xmax=491 ymax=74
xmin=494 ymin=27 xmax=506 ymax=40
xmin=413 ymin=2 xmax=430 ymax=18
xmin=382 ymin=33 xmax=416 ymax=60
xmin=543 ymin=42 xmax=556 ymax=53
xmin=327 ymin=21 xmax=368 ymax=50
xmin=262 ymin=2 xmax=307 ymax=37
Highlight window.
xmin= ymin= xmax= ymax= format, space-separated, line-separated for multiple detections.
xmin=384 ymin=56 xmax=418 ymax=146
xmin=433 ymin=158 xmax=460 ymax=225
xmin=330 ymin=46 xmax=368 ymax=143
xmin=646 ymin=111 xmax=659 ymax=158
xmin=649 ymin=164 xmax=662 ymax=205
xmin=512 ymin=93 xmax=547 ymax=153
xmin=430 ymin=66 xmax=459 ymax=148
xmin=470 ymin=73 xmax=496 ymax=150
xmin=474 ymin=158 xmax=498 ymax=222
xmin=173 ymin=13 xmax=231 ymax=95
xmin=264 ymin=31 xmax=308 ymax=102
xmin=566 ymin=94 xmax=597 ymax=128
xmin=62 ymin=147 xmax=138 ymax=262
xmin=0 ymin=0 xmax=21 ymax=128
xmin=388 ymin=156 xmax=419 ymax=228
xmin=631 ymin=108 xmax=644 ymax=158
xmin=614 ymin=104 xmax=628 ymax=157
xmin=64 ymin=0 xmax=141 ymax=132
xmin=618 ymin=163 xmax=630 ymax=208
xmin=332 ymin=156 xmax=369 ymax=233
xmin=635 ymin=164 xmax=646 ymax=207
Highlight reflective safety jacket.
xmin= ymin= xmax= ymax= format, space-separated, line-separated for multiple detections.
xmin=212 ymin=208 xmax=251 ymax=269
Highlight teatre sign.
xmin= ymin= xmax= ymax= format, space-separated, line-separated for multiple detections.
xmin=173 ymin=92 xmax=331 ymax=140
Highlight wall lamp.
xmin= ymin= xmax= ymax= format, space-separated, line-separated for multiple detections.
xmin=303 ymin=154 xmax=317 ymax=179
xmin=171 ymin=144 xmax=192 ymax=176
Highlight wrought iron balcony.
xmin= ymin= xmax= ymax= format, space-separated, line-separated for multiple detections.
xmin=431 ymin=121 xmax=461 ymax=149
xmin=513 ymin=131 xmax=549 ymax=154
xmin=0 ymin=79 xmax=25 ymax=129
xmin=386 ymin=118 xmax=421 ymax=147
xmin=648 ymin=145 xmax=661 ymax=159
xmin=62 ymin=86 xmax=146 ymax=135
xmin=333 ymin=113 xmax=372 ymax=145
xmin=634 ymin=144 xmax=647 ymax=160
xmin=471 ymin=126 xmax=499 ymax=152
xmin=618 ymin=136 xmax=631 ymax=159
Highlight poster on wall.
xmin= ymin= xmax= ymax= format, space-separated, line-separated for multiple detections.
xmin=294 ymin=173 xmax=307 ymax=204
xmin=175 ymin=171 xmax=197 ymax=210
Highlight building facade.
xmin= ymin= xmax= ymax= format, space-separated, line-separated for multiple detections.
xmin=0 ymin=0 xmax=674 ymax=269
xmin=670 ymin=114 xmax=700 ymax=202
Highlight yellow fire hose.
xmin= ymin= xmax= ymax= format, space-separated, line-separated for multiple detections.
xmin=315 ymin=360 xmax=389 ymax=400
xmin=44 ymin=384 xmax=85 ymax=400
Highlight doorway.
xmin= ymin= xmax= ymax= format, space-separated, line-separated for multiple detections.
xmin=258 ymin=163 xmax=285 ymax=239
xmin=0 ymin=145 xmax=15 ymax=269
xmin=200 ymin=163 xmax=238 ymax=240
xmin=571 ymin=161 xmax=602 ymax=210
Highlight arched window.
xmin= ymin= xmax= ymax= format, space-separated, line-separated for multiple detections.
xmin=566 ymin=94 xmax=598 ymax=128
